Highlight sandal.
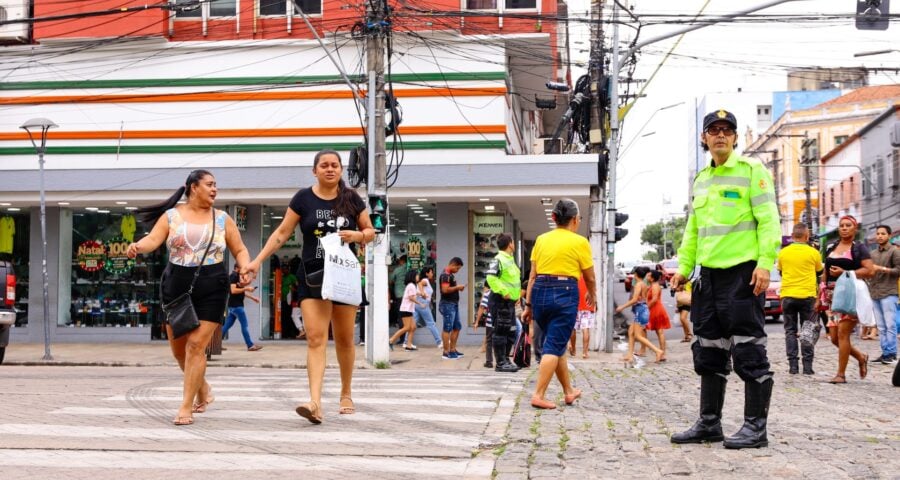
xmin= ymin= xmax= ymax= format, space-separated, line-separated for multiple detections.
xmin=295 ymin=401 xmax=323 ymax=424
xmin=582 ymin=353 xmax=589 ymax=359
xmin=339 ymin=396 xmax=356 ymax=415
xmin=192 ymin=394 xmax=215 ymax=414
xmin=860 ymin=354 xmax=869 ymax=379
xmin=828 ymin=375 xmax=847 ymax=384
xmin=173 ymin=415 xmax=193 ymax=426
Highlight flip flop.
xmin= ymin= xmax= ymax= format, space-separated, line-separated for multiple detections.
xmin=296 ymin=401 xmax=323 ymax=424
xmin=828 ymin=375 xmax=847 ymax=384
xmin=339 ymin=396 xmax=356 ymax=415
xmin=173 ymin=416 xmax=193 ymax=426
xmin=564 ymin=389 xmax=582 ymax=405
xmin=582 ymin=353 xmax=589 ymax=359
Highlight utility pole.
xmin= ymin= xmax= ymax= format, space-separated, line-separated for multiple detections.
xmin=601 ymin=0 xmax=805 ymax=352
xmin=364 ymin=0 xmax=389 ymax=365
xmin=588 ymin=0 xmax=609 ymax=352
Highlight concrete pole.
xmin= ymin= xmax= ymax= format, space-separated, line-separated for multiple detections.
xmin=604 ymin=1 xmax=621 ymax=354
xmin=588 ymin=0 xmax=608 ymax=352
xmin=364 ymin=3 xmax=389 ymax=366
xmin=38 ymin=148 xmax=53 ymax=361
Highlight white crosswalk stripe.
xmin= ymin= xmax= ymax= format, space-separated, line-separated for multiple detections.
xmin=0 ymin=368 xmax=524 ymax=479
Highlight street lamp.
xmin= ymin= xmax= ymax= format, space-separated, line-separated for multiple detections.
xmin=19 ymin=118 xmax=57 ymax=362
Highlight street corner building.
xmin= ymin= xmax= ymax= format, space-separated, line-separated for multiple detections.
xmin=0 ymin=1 xmax=598 ymax=347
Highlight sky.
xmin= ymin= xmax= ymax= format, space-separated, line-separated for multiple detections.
xmin=565 ymin=0 xmax=899 ymax=263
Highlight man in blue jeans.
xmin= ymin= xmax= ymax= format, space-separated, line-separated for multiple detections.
xmin=867 ymin=226 xmax=899 ymax=364
xmin=224 ymin=264 xmax=262 ymax=351
xmin=439 ymin=257 xmax=466 ymax=359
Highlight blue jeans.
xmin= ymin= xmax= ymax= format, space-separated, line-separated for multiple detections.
xmin=224 ymin=306 xmax=254 ymax=348
xmin=872 ymin=295 xmax=898 ymax=357
xmin=439 ymin=301 xmax=462 ymax=333
xmin=414 ymin=304 xmax=442 ymax=345
xmin=532 ymin=276 xmax=578 ymax=357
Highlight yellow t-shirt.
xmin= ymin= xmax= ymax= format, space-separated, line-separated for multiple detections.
xmin=776 ymin=242 xmax=823 ymax=299
xmin=0 ymin=216 xmax=15 ymax=254
xmin=530 ymin=228 xmax=593 ymax=278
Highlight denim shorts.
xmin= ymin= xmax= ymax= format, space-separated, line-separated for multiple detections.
xmin=532 ymin=276 xmax=579 ymax=357
xmin=632 ymin=303 xmax=649 ymax=328
xmin=439 ymin=301 xmax=462 ymax=333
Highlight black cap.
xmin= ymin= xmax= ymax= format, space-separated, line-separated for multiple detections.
xmin=702 ymin=109 xmax=737 ymax=131
xmin=552 ymin=198 xmax=579 ymax=221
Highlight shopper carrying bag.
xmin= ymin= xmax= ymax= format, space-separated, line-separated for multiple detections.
xmin=320 ymin=232 xmax=362 ymax=306
xmin=162 ymin=211 xmax=215 ymax=339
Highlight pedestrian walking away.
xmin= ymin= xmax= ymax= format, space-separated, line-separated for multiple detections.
xmin=127 ymin=169 xmax=253 ymax=426
xmin=486 ymin=233 xmax=522 ymax=373
xmin=523 ymin=198 xmax=595 ymax=409
xmin=439 ymin=257 xmax=466 ymax=359
xmin=670 ymin=109 xmax=781 ymax=450
xmin=413 ymin=266 xmax=442 ymax=349
xmin=821 ymin=215 xmax=875 ymax=384
xmin=570 ymin=275 xmax=596 ymax=359
xmin=866 ymin=225 xmax=900 ymax=365
xmin=645 ymin=270 xmax=671 ymax=358
xmin=616 ymin=267 xmax=664 ymax=365
xmin=224 ymin=263 xmax=262 ymax=351
xmin=776 ymin=223 xmax=823 ymax=375
xmin=243 ymin=149 xmax=375 ymax=424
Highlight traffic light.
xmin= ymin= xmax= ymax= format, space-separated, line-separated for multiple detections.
xmin=856 ymin=0 xmax=890 ymax=30
xmin=614 ymin=212 xmax=629 ymax=242
xmin=368 ymin=194 xmax=387 ymax=234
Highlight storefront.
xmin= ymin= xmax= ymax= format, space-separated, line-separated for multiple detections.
xmin=1 ymin=208 xmax=30 ymax=326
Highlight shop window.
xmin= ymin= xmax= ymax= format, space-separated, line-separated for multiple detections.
xmin=60 ymin=208 xmax=165 ymax=332
xmin=388 ymin=202 xmax=438 ymax=322
xmin=0 ymin=210 xmax=29 ymax=326
xmin=261 ymin=206 xmax=305 ymax=340
xmin=260 ymin=0 xmax=322 ymax=16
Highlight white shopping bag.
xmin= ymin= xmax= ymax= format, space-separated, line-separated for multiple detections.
xmin=854 ymin=278 xmax=875 ymax=327
xmin=319 ymin=233 xmax=362 ymax=306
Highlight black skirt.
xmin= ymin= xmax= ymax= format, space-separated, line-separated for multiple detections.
xmin=161 ymin=262 xmax=229 ymax=323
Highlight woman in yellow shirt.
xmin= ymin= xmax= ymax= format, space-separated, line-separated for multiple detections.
xmin=523 ymin=199 xmax=596 ymax=409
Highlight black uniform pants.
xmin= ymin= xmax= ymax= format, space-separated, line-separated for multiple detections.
xmin=490 ymin=294 xmax=517 ymax=364
xmin=691 ymin=261 xmax=773 ymax=382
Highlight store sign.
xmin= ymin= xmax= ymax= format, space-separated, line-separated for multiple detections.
xmin=234 ymin=205 xmax=247 ymax=232
xmin=104 ymin=236 xmax=134 ymax=274
xmin=474 ymin=215 xmax=504 ymax=234
xmin=407 ymin=236 xmax=424 ymax=270
xmin=77 ymin=240 xmax=106 ymax=272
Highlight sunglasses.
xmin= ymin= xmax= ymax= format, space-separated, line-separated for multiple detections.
xmin=705 ymin=126 xmax=735 ymax=136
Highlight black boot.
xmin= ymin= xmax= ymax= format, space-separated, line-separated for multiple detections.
xmin=788 ymin=359 xmax=799 ymax=375
xmin=671 ymin=375 xmax=727 ymax=444
xmin=802 ymin=357 xmax=814 ymax=375
xmin=723 ymin=378 xmax=773 ymax=449
xmin=494 ymin=343 xmax=519 ymax=372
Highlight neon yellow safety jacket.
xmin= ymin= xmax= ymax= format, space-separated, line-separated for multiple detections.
xmin=486 ymin=250 xmax=522 ymax=301
xmin=677 ymin=151 xmax=781 ymax=277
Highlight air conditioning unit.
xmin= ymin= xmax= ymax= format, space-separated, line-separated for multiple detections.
xmin=890 ymin=123 xmax=900 ymax=147
xmin=0 ymin=1 xmax=29 ymax=43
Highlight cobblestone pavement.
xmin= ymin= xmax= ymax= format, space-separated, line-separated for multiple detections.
xmin=494 ymin=332 xmax=900 ymax=479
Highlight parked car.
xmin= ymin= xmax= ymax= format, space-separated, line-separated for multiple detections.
xmin=764 ymin=268 xmax=782 ymax=323
xmin=0 ymin=260 xmax=16 ymax=364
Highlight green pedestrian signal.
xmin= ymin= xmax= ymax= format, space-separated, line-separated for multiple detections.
xmin=369 ymin=194 xmax=387 ymax=234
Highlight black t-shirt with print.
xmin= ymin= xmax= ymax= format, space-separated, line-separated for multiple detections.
xmin=288 ymin=187 xmax=366 ymax=271
xmin=439 ymin=269 xmax=459 ymax=303
xmin=824 ymin=241 xmax=871 ymax=282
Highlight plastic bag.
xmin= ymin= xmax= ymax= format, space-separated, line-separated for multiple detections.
xmin=319 ymin=233 xmax=362 ymax=306
xmin=854 ymin=278 xmax=875 ymax=327
xmin=831 ymin=271 xmax=856 ymax=315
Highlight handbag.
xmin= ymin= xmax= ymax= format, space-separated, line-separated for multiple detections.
xmin=320 ymin=232 xmax=362 ymax=305
xmin=798 ymin=310 xmax=821 ymax=348
xmin=301 ymin=260 xmax=323 ymax=298
xmin=162 ymin=211 xmax=215 ymax=339
xmin=854 ymin=278 xmax=876 ymax=327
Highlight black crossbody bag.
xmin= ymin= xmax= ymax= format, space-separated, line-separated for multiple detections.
xmin=162 ymin=211 xmax=216 ymax=339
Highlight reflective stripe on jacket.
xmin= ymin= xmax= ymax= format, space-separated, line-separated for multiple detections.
xmin=486 ymin=250 xmax=522 ymax=300
xmin=677 ymin=151 xmax=781 ymax=276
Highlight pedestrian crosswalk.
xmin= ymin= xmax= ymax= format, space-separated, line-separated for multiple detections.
xmin=0 ymin=369 xmax=524 ymax=479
